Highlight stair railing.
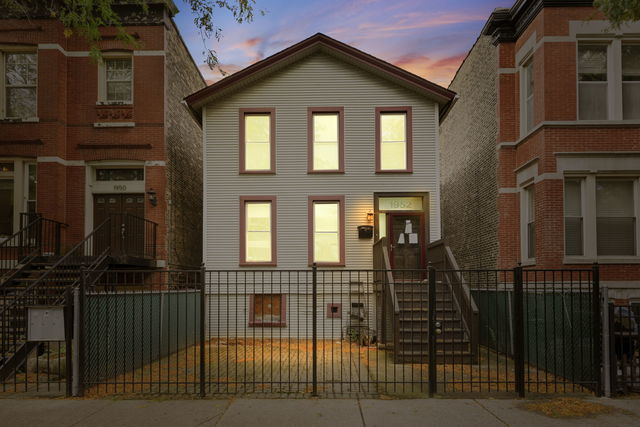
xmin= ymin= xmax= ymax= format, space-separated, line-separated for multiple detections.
xmin=108 ymin=213 xmax=158 ymax=260
xmin=427 ymin=239 xmax=479 ymax=361
xmin=0 ymin=216 xmax=112 ymax=376
xmin=374 ymin=237 xmax=400 ymax=349
xmin=0 ymin=214 xmax=67 ymax=286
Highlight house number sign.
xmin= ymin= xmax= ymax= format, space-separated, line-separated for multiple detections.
xmin=113 ymin=184 xmax=127 ymax=191
xmin=379 ymin=197 xmax=422 ymax=211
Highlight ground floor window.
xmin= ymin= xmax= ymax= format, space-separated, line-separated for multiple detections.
xmin=240 ymin=196 xmax=277 ymax=266
xmin=564 ymin=175 xmax=639 ymax=259
xmin=520 ymin=185 xmax=535 ymax=262
xmin=309 ymin=196 xmax=344 ymax=266
xmin=249 ymin=294 xmax=286 ymax=327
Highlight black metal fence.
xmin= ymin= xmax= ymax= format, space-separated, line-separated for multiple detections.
xmin=66 ymin=265 xmax=602 ymax=398
xmin=608 ymin=303 xmax=640 ymax=395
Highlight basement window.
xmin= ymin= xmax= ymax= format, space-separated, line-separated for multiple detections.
xmin=249 ymin=294 xmax=286 ymax=327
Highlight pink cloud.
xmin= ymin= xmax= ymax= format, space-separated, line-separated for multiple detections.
xmin=393 ymin=53 xmax=467 ymax=86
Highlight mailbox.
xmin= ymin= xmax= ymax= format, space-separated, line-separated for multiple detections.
xmin=358 ymin=225 xmax=373 ymax=239
xmin=27 ymin=306 xmax=65 ymax=341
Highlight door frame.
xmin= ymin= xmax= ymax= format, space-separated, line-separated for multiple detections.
xmin=84 ymin=161 xmax=145 ymax=237
xmin=386 ymin=211 xmax=426 ymax=270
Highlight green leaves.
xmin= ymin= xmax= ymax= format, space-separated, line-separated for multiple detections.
xmin=4 ymin=0 xmax=262 ymax=70
xmin=594 ymin=0 xmax=640 ymax=29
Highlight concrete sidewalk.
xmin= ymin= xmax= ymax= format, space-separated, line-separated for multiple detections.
xmin=0 ymin=397 xmax=639 ymax=426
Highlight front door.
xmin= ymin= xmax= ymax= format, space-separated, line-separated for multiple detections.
xmin=93 ymin=194 xmax=145 ymax=256
xmin=387 ymin=212 xmax=425 ymax=273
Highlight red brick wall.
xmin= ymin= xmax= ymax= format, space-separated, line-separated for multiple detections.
xmin=494 ymin=6 xmax=640 ymax=281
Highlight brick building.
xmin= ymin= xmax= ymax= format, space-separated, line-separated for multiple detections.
xmin=0 ymin=1 xmax=204 ymax=268
xmin=440 ymin=0 xmax=640 ymax=298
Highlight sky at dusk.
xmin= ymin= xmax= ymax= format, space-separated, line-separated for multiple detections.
xmin=172 ymin=0 xmax=512 ymax=88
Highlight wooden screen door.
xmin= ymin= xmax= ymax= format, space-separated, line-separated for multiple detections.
xmin=93 ymin=194 xmax=144 ymax=256
xmin=387 ymin=212 xmax=425 ymax=273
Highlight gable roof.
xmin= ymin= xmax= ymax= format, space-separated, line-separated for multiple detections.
xmin=184 ymin=33 xmax=456 ymax=120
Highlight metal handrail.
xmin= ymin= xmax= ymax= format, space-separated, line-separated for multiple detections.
xmin=0 ymin=217 xmax=111 ymax=317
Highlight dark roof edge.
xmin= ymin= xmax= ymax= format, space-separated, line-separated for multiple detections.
xmin=481 ymin=0 xmax=594 ymax=44
xmin=184 ymin=32 xmax=456 ymax=111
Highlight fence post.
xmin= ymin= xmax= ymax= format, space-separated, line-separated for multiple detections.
xmin=592 ymin=263 xmax=603 ymax=397
xmin=76 ymin=267 xmax=86 ymax=397
xmin=199 ymin=264 xmax=206 ymax=398
xmin=64 ymin=286 xmax=73 ymax=397
xmin=428 ymin=265 xmax=437 ymax=397
xmin=513 ymin=265 xmax=525 ymax=398
xmin=601 ymin=284 xmax=611 ymax=397
xmin=312 ymin=263 xmax=318 ymax=397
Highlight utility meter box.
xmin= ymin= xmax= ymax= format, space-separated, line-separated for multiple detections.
xmin=27 ymin=306 xmax=65 ymax=341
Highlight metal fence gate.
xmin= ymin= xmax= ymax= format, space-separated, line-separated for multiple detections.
xmin=69 ymin=266 xmax=603 ymax=398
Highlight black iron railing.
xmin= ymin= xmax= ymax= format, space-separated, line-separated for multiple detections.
xmin=98 ymin=213 xmax=158 ymax=260
xmin=0 ymin=214 xmax=67 ymax=285
xmin=608 ymin=303 xmax=640 ymax=395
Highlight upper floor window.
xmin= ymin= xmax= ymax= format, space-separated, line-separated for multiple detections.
xmin=577 ymin=41 xmax=640 ymax=121
xmin=564 ymin=176 xmax=639 ymax=259
xmin=105 ymin=57 xmax=132 ymax=102
xmin=578 ymin=44 xmax=608 ymax=120
xmin=308 ymin=107 xmax=344 ymax=173
xmin=622 ymin=44 xmax=640 ymax=120
xmin=1 ymin=52 xmax=37 ymax=119
xmin=376 ymin=107 xmax=413 ymax=173
xmin=522 ymin=59 xmax=534 ymax=133
xmin=240 ymin=109 xmax=275 ymax=173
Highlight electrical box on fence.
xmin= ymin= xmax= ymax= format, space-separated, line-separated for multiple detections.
xmin=27 ymin=306 xmax=65 ymax=341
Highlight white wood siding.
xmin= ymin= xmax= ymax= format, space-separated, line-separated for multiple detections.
xmin=203 ymin=52 xmax=441 ymax=271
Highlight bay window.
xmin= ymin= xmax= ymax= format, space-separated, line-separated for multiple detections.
xmin=596 ymin=179 xmax=636 ymax=256
xmin=564 ymin=176 xmax=639 ymax=260
xmin=376 ymin=107 xmax=412 ymax=172
xmin=578 ymin=44 xmax=608 ymax=120
xmin=622 ymin=44 xmax=640 ymax=120
xmin=308 ymin=107 xmax=343 ymax=172
xmin=1 ymin=52 xmax=37 ymax=119
xmin=309 ymin=196 xmax=344 ymax=266
xmin=564 ymin=179 xmax=584 ymax=256
xmin=240 ymin=197 xmax=276 ymax=265
xmin=240 ymin=109 xmax=275 ymax=173
xmin=522 ymin=186 xmax=536 ymax=261
xmin=521 ymin=59 xmax=534 ymax=133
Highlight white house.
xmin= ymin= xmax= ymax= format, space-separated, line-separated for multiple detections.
xmin=185 ymin=33 xmax=455 ymax=339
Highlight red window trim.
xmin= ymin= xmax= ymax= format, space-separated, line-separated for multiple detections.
xmin=239 ymin=108 xmax=276 ymax=174
xmin=239 ymin=196 xmax=277 ymax=266
xmin=308 ymin=195 xmax=346 ymax=267
xmin=307 ymin=107 xmax=345 ymax=174
xmin=375 ymin=106 xmax=413 ymax=173
xmin=249 ymin=294 xmax=287 ymax=327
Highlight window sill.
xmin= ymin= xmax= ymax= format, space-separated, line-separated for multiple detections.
xmin=520 ymin=259 xmax=536 ymax=267
xmin=94 ymin=122 xmax=135 ymax=128
xmin=310 ymin=262 xmax=346 ymax=267
xmin=239 ymin=171 xmax=276 ymax=175
xmin=0 ymin=117 xmax=39 ymax=123
xmin=249 ymin=322 xmax=286 ymax=328
xmin=308 ymin=170 xmax=345 ymax=174
xmin=375 ymin=170 xmax=413 ymax=174
xmin=96 ymin=101 xmax=133 ymax=106
xmin=564 ymin=257 xmax=640 ymax=265
xmin=239 ymin=262 xmax=277 ymax=267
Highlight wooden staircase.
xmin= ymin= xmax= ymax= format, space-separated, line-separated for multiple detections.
xmin=374 ymin=237 xmax=479 ymax=365
xmin=394 ymin=280 xmax=475 ymax=363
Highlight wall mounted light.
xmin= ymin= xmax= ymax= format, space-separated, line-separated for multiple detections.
xmin=366 ymin=211 xmax=374 ymax=222
xmin=147 ymin=190 xmax=158 ymax=207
